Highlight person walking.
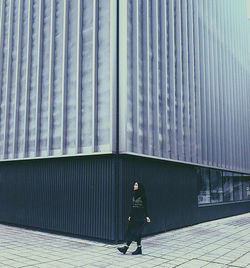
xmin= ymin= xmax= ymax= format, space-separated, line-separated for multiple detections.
xmin=117 ymin=181 xmax=151 ymax=255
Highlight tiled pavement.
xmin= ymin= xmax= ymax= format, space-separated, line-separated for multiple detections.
xmin=0 ymin=213 xmax=249 ymax=268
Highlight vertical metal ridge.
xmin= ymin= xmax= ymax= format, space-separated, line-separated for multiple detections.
xmin=119 ymin=0 xmax=127 ymax=153
xmin=237 ymin=0 xmax=242 ymax=170
xmin=61 ymin=0 xmax=68 ymax=155
xmin=222 ymin=1 xmax=230 ymax=169
xmin=110 ymin=0 xmax=117 ymax=154
xmin=168 ymin=0 xmax=177 ymax=159
xmin=242 ymin=1 xmax=248 ymax=171
xmin=226 ymin=1 xmax=233 ymax=170
xmin=3 ymin=0 xmax=14 ymax=158
xmin=230 ymin=0 xmax=237 ymax=170
xmin=13 ymin=0 xmax=23 ymax=158
xmin=187 ymin=0 xmax=196 ymax=163
xmin=145 ymin=0 xmax=150 ymax=155
xmin=220 ymin=0 xmax=228 ymax=168
xmin=92 ymin=0 xmax=98 ymax=153
xmin=76 ymin=0 xmax=82 ymax=153
xmin=152 ymin=0 xmax=160 ymax=156
xmin=215 ymin=0 xmax=223 ymax=168
xmin=23 ymin=0 xmax=33 ymax=157
xmin=142 ymin=0 xmax=148 ymax=154
xmin=47 ymin=0 xmax=55 ymax=156
xmin=203 ymin=0 xmax=212 ymax=166
xmin=220 ymin=1 xmax=229 ymax=168
xmin=175 ymin=0 xmax=184 ymax=161
xmin=193 ymin=0 xmax=202 ymax=163
xmin=0 ymin=1 xmax=5 ymax=125
xmin=208 ymin=0 xmax=217 ymax=167
xmin=131 ymin=0 xmax=139 ymax=153
xmin=160 ymin=0 xmax=170 ymax=158
xmin=181 ymin=0 xmax=191 ymax=162
xmin=243 ymin=2 xmax=249 ymax=171
xmin=239 ymin=1 xmax=246 ymax=171
xmin=35 ymin=0 xmax=44 ymax=156
xmin=198 ymin=0 xmax=207 ymax=165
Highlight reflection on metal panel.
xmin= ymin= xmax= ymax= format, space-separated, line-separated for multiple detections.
xmin=0 ymin=0 xmax=116 ymax=160
xmin=120 ymin=0 xmax=250 ymax=173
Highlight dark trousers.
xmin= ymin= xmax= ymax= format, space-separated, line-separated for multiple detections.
xmin=126 ymin=237 xmax=141 ymax=247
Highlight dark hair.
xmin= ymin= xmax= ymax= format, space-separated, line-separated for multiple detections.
xmin=133 ymin=181 xmax=146 ymax=198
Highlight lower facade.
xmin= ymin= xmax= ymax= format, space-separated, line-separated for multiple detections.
xmin=0 ymin=154 xmax=249 ymax=242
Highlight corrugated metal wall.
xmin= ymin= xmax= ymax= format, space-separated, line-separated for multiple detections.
xmin=118 ymin=155 xmax=250 ymax=241
xmin=0 ymin=0 xmax=117 ymax=160
xmin=119 ymin=0 xmax=250 ymax=173
xmin=0 ymin=155 xmax=117 ymax=240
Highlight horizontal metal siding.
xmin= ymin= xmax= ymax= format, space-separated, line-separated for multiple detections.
xmin=120 ymin=0 xmax=250 ymax=173
xmin=0 ymin=0 xmax=116 ymax=161
xmin=0 ymin=155 xmax=116 ymax=240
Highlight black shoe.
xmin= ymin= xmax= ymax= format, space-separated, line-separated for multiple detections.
xmin=117 ymin=246 xmax=128 ymax=254
xmin=132 ymin=247 xmax=142 ymax=255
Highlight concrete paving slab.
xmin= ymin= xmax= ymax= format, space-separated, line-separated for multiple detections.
xmin=0 ymin=212 xmax=249 ymax=267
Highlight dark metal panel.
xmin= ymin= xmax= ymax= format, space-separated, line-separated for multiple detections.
xmin=119 ymin=155 xmax=198 ymax=240
xmin=119 ymin=155 xmax=250 ymax=241
xmin=0 ymin=155 xmax=116 ymax=241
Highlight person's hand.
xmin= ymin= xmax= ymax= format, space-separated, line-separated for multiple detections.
xmin=128 ymin=217 xmax=131 ymax=221
xmin=146 ymin=217 xmax=151 ymax=223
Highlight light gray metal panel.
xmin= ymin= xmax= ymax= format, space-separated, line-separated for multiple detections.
xmin=142 ymin=0 xmax=150 ymax=155
xmin=168 ymin=0 xmax=177 ymax=160
xmin=187 ymin=0 xmax=197 ymax=163
xmin=0 ymin=0 xmax=115 ymax=161
xmin=35 ymin=0 xmax=44 ymax=156
xmin=76 ymin=0 xmax=82 ymax=154
xmin=61 ymin=0 xmax=68 ymax=155
xmin=203 ymin=0 xmax=212 ymax=166
xmin=208 ymin=0 xmax=217 ymax=167
xmin=175 ymin=0 xmax=184 ymax=161
xmin=122 ymin=0 xmax=250 ymax=173
xmin=160 ymin=0 xmax=170 ymax=158
xmin=0 ymin=2 xmax=4 ymax=155
xmin=23 ymin=0 xmax=32 ymax=158
xmin=198 ymin=0 xmax=208 ymax=165
xmin=225 ymin=1 xmax=233 ymax=170
xmin=65 ymin=0 xmax=77 ymax=154
xmin=193 ymin=0 xmax=202 ymax=164
xmin=92 ymin=0 xmax=98 ymax=153
xmin=230 ymin=0 xmax=237 ymax=171
xmin=152 ymin=0 xmax=160 ymax=156
xmin=131 ymin=0 xmax=139 ymax=153
xmin=3 ymin=0 xmax=14 ymax=159
xmin=97 ymin=0 xmax=111 ymax=152
xmin=13 ymin=0 xmax=23 ymax=158
xmin=181 ymin=0 xmax=191 ymax=162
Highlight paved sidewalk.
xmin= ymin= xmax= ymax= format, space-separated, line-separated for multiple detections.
xmin=0 ymin=213 xmax=250 ymax=268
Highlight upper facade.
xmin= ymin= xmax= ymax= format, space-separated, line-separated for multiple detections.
xmin=0 ymin=0 xmax=249 ymax=173
xmin=0 ymin=0 xmax=117 ymax=159
xmin=119 ymin=0 xmax=250 ymax=173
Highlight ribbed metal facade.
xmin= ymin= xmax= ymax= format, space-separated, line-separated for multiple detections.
xmin=0 ymin=0 xmax=249 ymax=242
xmin=0 ymin=155 xmax=117 ymax=240
xmin=119 ymin=0 xmax=250 ymax=173
xmin=0 ymin=0 xmax=117 ymax=160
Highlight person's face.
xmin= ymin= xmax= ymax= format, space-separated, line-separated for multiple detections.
xmin=134 ymin=182 xmax=138 ymax=191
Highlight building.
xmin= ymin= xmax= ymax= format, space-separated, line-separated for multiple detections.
xmin=0 ymin=0 xmax=249 ymax=242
